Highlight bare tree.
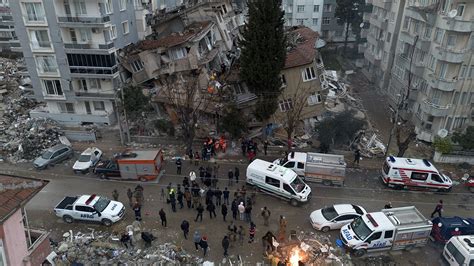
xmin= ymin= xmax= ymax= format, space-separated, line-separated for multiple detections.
xmin=395 ymin=121 xmax=417 ymax=157
xmin=159 ymin=69 xmax=215 ymax=151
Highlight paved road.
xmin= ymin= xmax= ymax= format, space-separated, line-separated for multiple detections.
xmin=1 ymin=158 xmax=472 ymax=264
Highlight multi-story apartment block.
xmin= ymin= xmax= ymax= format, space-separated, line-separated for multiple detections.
xmin=10 ymin=0 xmax=150 ymax=126
xmin=0 ymin=0 xmax=21 ymax=54
xmin=389 ymin=0 xmax=473 ymax=142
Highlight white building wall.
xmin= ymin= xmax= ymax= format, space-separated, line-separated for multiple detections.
xmin=283 ymin=0 xmax=324 ymax=33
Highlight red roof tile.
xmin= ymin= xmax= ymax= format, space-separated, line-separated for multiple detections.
xmin=0 ymin=175 xmax=48 ymax=223
xmin=284 ymin=26 xmax=319 ymax=69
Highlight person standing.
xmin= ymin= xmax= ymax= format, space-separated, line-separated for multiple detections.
xmin=126 ymin=188 xmax=133 ymax=207
xmin=176 ymin=158 xmax=182 ymax=174
xmin=263 ymin=140 xmax=268 ymax=156
xmin=238 ymin=202 xmax=245 ymax=221
xmin=261 ymin=206 xmax=271 ymax=226
xmin=231 ymin=199 xmax=238 ymax=220
xmin=112 ymin=189 xmax=119 ymax=201
xmin=193 ymin=231 xmax=201 ymax=251
xmin=223 ymin=187 xmax=230 ymax=205
xmin=244 ymin=204 xmax=252 ymax=223
xmin=234 ymin=167 xmax=240 ymax=184
xmin=159 ymin=208 xmax=167 ymax=227
xmin=181 ymin=220 xmax=190 ymax=239
xmin=431 ymin=200 xmax=443 ymax=218
xmin=177 ymin=188 xmax=184 ymax=209
xmin=278 ymin=216 xmax=287 ymax=242
xmin=237 ymin=225 xmax=244 ymax=246
xmin=215 ymin=187 xmax=222 ymax=206
xmin=222 ymin=235 xmax=230 ymax=256
xmin=194 ymin=152 xmax=200 ymax=166
xmin=228 ymin=169 xmax=234 ymax=186
xmin=120 ymin=231 xmax=133 ymax=248
xmin=184 ymin=188 xmax=192 ymax=209
xmin=200 ymin=236 xmax=209 ymax=257
xmin=170 ymin=190 xmax=177 ymax=212
xmin=249 ymin=222 xmax=256 ymax=243
xmin=221 ymin=203 xmax=228 ymax=222
xmin=195 ymin=203 xmax=204 ymax=222
xmin=207 ymin=201 xmax=217 ymax=219
xmin=133 ymin=202 xmax=142 ymax=221
xmin=241 ymin=139 xmax=247 ymax=157
xmin=384 ymin=202 xmax=393 ymax=209
xmin=353 ymin=149 xmax=361 ymax=166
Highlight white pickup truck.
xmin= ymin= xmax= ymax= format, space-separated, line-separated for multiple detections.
xmin=54 ymin=194 xmax=125 ymax=226
xmin=339 ymin=206 xmax=432 ymax=257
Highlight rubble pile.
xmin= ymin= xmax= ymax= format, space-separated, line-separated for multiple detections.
xmin=50 ymin=229 xmax=204 ymax=265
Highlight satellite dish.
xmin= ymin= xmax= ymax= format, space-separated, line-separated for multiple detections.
xmin=437 ymin=129 xmax=449 ymax=138
xmin=315 ymin=39 xmax=326 ymax=49
xmin=360 ymin=22 xmax=364 ymax=28
xmin=448 ymin=9 xmax=458 ymax=18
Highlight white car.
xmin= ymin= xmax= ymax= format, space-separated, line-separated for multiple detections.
xmin=73 ymin=147 xmax=103 ymax=173
xmin=310 ymin=204 xmax=367 ymax=232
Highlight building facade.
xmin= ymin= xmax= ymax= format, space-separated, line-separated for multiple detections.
xmin=10 ymin=0 xmax=150 ymax=126
xmin=0 ymin=0 xmax=21 ymax=54
xmin=390 ymin=0 xmax=473 ymax=142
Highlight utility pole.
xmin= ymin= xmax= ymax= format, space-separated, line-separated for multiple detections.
xmin=384 ymin=35 xmax=418 ymax=157
xmin=114 ymin=98 xmax=124 ymax=145
xmin=120 ymin=87 xmax=131 ymax=143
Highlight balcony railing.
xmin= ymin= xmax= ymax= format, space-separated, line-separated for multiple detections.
xmin=439 ymin=15 xmax=474 ymax=32
xmin=69 ymin=65 xmax=118 ymax=76
xmin=74 ymin=90 xmax=115 ymax=99
xmin=427 ymin=74 xmax=457 ymax=92
xmin=22 ymin=15 xmax=47 ymax=25
xmin=64 ymin=42 xmax=114 ymax=50
xmin=57 ymin=15 xmax=110 ymax=24
xmin=421 ymin=99 xmax=451 ymax=117
xmin=434 ymin=45 xmax=468 ymax=63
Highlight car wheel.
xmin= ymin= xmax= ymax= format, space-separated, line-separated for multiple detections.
xmin=290 ymin=199 xmax=298 ymax=207
xmin=353 ymin=249 xmax=366 ymax=257
xmin=102 ymin=219 xmax=113 ymax=226
xmin=63 ymin=215 xmax=74 ymax=224
xmin=321 ymin=226 xmax=330 ymax=233
xmin=322 ymin=180 xmax=332 ymax=186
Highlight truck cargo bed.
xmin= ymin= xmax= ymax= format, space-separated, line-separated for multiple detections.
xmin=55 ymin=196 xmax=77 ymax=209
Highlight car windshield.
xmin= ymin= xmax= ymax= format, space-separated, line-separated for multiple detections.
xmin=41 ymin=151 xmax=53 ymax=159
xmin=78 ymin=154 xmax=91 ymax=162
xmin=93 ymin=197 xmax=111 ymax=212
xmin=351 ymin=217 xmax=373 ymax=240
xmin=290 ymin=176 xmax=305 ymax=193
xmin=321 ymin=206 xmax=338 ymax=220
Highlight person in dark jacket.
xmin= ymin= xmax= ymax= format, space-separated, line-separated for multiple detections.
xmin=223 ymin=187 xmax=230 ymax=205
xmin=207 ymin=201 xmax=217 ymax=219
xmin=176 ymin=158 xmax=182 ymax=174
xmin=184 ymin=188 xmax=192 ymax=209
xmin=180 ymin=220 xmax=190 ymax=239
xmin=234 ymin=167 xmax=240 ymax=184
xmin=195 ymin=203 xmax=204 ymax=222
xmin=228 ymin=169 xmax=234 ymax=186
xmin=205 ymin=188 xmax=214 ymax=205
xmin=231 ymin=199 xmax=238 ymax=220
xmin=133 ymin=202 xmax=142 ymax=221
xmin=200 ymin=236 xmax=209 ymax=257
xmin=221 ymin=203 xmax=228 ymax=222
xmin=177 ymin=188 xmax=184 ymax=209
xmin=193 ymin=231 xmax=201 ymax=250
xmin=222 ymin=235 xmax=230 ymax=256
xmin=169 ymin=190 xmax=177 ymax=212
xmin=244 ymin=204 xmax=252 ymax=223
xmin=159 ymin=208 xmax=167 ymax=227
xmin=215 ymin=187 xmax=222 ymax=206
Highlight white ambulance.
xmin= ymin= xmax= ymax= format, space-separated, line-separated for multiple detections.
xmin=443 ymin=235 xmax=474 ymax=266
xmin=381 ymin=156 xmax=452 ymax=192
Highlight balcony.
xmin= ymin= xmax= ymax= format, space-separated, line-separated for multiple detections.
xmin=30 ymin=107 xmax=116 ymax=125
xmin=420 ymin=99 xmax=451 ymax=117
xmin=364 ymin=50 xmax=381 ymax=66
xmin=369 ymin=16 xmax=388 ymax=30
xmin=433 ymin=45 xmax=468 ymax=63
xmin=399 ymin=30 xmax=431 ymax=51
xmin=24 ymin=228 xmax=51 ymax=265
xmin=69 ymin=65 xmax=119 ymax=79
xmin=373 ymin=0 xmax=392 ymax=9
xmin=439 ymin=16 xmax=474 ymax=33
xmin=57 ymin=15 xmax=111 ymax=27
xmin=427 ymin=73 xmax=457 ymax=92
xmin=74 ymin=91 xmax=115 ymax=100
xmin=404 ymin=7 xmax=436 ymax=25
xmin=22 ymin=15 xmax=48 ymax=26
xmin=64 ymin=42 xmax=115 ymax=54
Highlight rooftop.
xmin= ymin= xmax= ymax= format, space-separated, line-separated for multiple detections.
xmin=0 ymin=175 xmax=48 ymax=223
xmin=284 ymin=26 xmax=319 ymax=69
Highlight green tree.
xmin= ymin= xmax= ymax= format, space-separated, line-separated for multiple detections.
xmin=433 ymin=136 xmax=453 ymax=154
xmin=335 ymin=0 xmax=364 ymax=54
xmin=452 ymin=126 xmax=474 ymax=150
xmin=122 ymin=85 xmax=151 ymax=119
xmin=220 ymin=104 xmax=248 ymax=138
xmin=315 ymin=111 xmax=365 ymax=148
xmin=240 ymin=0 xmax=286 ymax=121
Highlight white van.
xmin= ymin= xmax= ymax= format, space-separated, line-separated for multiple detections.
xmin=381 ymin=156 xmax=452 ymax=192
xmin=246 ymin=159 xmax=311 ymax=206
xmin=443 ymin=235 xmax=474 ymax=266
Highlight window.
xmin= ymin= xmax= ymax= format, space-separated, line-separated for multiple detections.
xmin=367 ymin=232 xmax=382 ymax=242
xmin=322 ymin=17 xmax=330 ymax=25
xmin=312 ymin=18 xmax=318 ymax=25
xmin=389 ymin=12 xmax=395 ymax=22
xmin=384 ymin=230 xmax=394 ymax=239
xmin=119 ymin=0 xmax=127 ymax=11
xmin=456 ymin=4 xmax=465 ymax=17
xmin=446 ymin=34 xmax=456 ymax=47
xmin=438 ymin=62 xmax=448 ymax=79
xmin=335 ymin=215 xmax=355 ymax=222
xmin=302 ymin=66 xmax=316 ymax=81
xmin=296 ymin=19 xmax=304 ymax=25
xmin=73 ymin=0 xmax=87 ymax=15
xmin=424 ymin=26 xmax=432 ymax=39
xmin=58 ymin=103 xmax=75 ymax=114
xmin=131 ymin=60 xmax=143 ymax=72
xmin=281 ymin=74 xmax=286 ymax=86
xmin=323 ymin=4 xmax=332 ymax=12
xmin=313 ymin=5 xmax=319 ymax=12
xmin=297 ymin=5 xmax=304 ymax=12
xmin=283 ymin=184 xmax=296 ymax=195
xmin=284 ymin=161 xmax=295 ymax=168
xmin=434 ymin=28 xmax=443 ymax=43
xmin=386 ymin=32 xmax=391 ymax=42
xmin=110 ymin=25 xmax=117 ymax=39
xmin=431 ymin=174 xmax=443 ymax=183
xmin=104 ymin=0 xmax=113 ymax=14
xmin=170 ymin=47 xmax=187 ymax=60
xmin=322 ymin=30 xmax=329 ymax=37
xmin=122 ymin=21 xmax=129 ymax=35
xmin=469 ymin=65 xmax=474 ymax=79
xmin=93 ymin=101 xmax=105 ymax=111
xmin=446 ymin=242 xmax=466 ymax=265
xmin=29 ymin=30 xmax=51 ymax=49
xmin=36 ymin=56 xmax=58 ymax=74
xmin=79 ymin=29 xmax=92 ymax=42
xmin=413 ymin=20 xmax=420 ymax=34
xmin=42 ymin=80 xmax=63 ymax=96
xmin=265 ymin=176 xmax=280 ymax=188
xmin=76 ymin=206 xmax=94 ymax=212
xmin=429 ymin=55 xmax=436 ymax=70
xmin=297 ymin=162 xmax=304 ymax=169
xmin=402 ymin=17 xmax=409 ymax=30
xmin=459 ymin=65 xmax=467 ymax=78
xmin=279 ymin=99 xmax=293 ymax=112
xmin=90 ymin=79 xmax=101 ymax=89
xmin=23 ymin=2 xmax=46 ymax=23
xmin=411 ymin=172 xmax=428 ymax=181
xmin=307 ymin=93 xmax=321 ymax=105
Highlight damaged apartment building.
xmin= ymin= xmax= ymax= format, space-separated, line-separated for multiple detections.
xmin=118 ymin=0 xmax=244 ymax=128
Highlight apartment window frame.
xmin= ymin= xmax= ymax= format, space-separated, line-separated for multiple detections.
xmin=131 ymin=60 xmax=144 ymax=72
xmin=73 ymin=0 xmax=87 ymax=15
xmin=170 ymin=47 xmax=187 ymax=60
xmin=281 ymin=74 xmax=287 ymax=86
xmin=58 ymin=103 xmax=75 ymax=114
xmin=104 ymin=0 xmax=113 ymax=14
xmin=434 ymin=28 xmax=443 ymax=44
xmin=313 ymin=5 xmax=319 ymax=12
xmin=423 ymin=26 xmax=432 ymax=39
xmin=456 ymin=4 xmax=465 ymax=17
xmin=35 ymin=55 xmax=58 ymax=75
xmin=278 ymin=99 xmax=293 ymax=112
xmin=297 ymin=5 xmax=304 ymax=13
xmin=42 ymin=79 xmax=63 ymax=96
xmin=89 ymin=79 xmax=101 ymax=89
xmin=446 ymin=34 xmax=456 ymax=47
xmin=22 ymin=2 xmax=46 ymax=24
xmin=307 ymin=93 xmax=322 ymax=106
xmin=402 ymin=17 xmax=409 ymax=30
xmin=78 ymin=28 xmax=92 ymax=42
xmin=29 ymin=29 xmax=52 ymax=50
xmin=459 ymin=65 xmax=467 ymax=79
xmin=323 ymin=4 xmax=332 ymax=12
xmin=93 ymin=101 xmax=105 ymax=111
xmin=302 ymin=66 xmax=317 ymax=82
xmin=122 ymin=21 xmax=130 ymax=35
xmin=322 ymin=17 xmax=330 ymax=25
xmin=296 ymin=19 xmax=304 ymax=25
xmin=119 ymin=0 xmax=127 ymax=11
xmin=312 ymin=18 xmax=318 ymax=25
xmin=438 ymin=62 xmax=448 ymax=79
xmin=110 ymin=25 xmax=117 ymax=40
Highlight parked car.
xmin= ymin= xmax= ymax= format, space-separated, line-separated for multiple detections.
xmin=94 ymin=160 xmax=121 ymax=179
xmin=33 ymin=144 xmax=73 ymax=169
xmin=73 ymin=147 xmax=103 ymax=174
xmin=310 ymin=204 xmax=367 ymax=232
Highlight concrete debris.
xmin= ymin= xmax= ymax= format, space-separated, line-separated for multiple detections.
xmin=51 ymin=228 xmax=204 ymax=265
xmin=352 ymin=130 xmax=386 ymax=158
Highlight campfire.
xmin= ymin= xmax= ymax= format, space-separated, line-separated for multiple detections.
xmin=288 ymin=247 xmax=308 ymax=265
